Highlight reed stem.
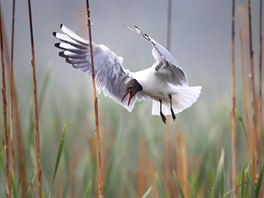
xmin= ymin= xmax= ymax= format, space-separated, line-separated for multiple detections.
xmin=2 ymin=2 xmax=26 ymax=195
xmin=85 ymin=1 xmax=103 ymax=197
xmin=164 ymin=0 xmax=172 ymax=191
xmin=0 ymin=4 xmax=10 ymax=198
xmin=248 ymin=0 xmax=258 ymax=177
xmin=239 ymin=29 xmax=251 ymax=160
xmin=257 ymin=0 xmax=262 ymax=162
xmin=27 ymin=0 xmax=42 ymax=197
xmin=181 ymin=134 xmax=188 ymax=198
xmin=9 ymin=0 xmax=16 ymax=181
xmin=231 ymin=0 xmax=237 ymax=197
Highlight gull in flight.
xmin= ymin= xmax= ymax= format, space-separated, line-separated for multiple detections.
xmin=53 ymin=25 xmax=201 ymax=124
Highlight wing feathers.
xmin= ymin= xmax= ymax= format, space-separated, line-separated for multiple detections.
xmin=55 ymin=43 xmax=88 ymax=54
xmin=60 ymin=24 xmax=88 ymax=46
xmin=53 ymin=25 xmax=145 ymax=112
xmin=53 ymin=32 xmax=87 ymax=49
xmin=127 ymin=26 xmax=188 ymax=86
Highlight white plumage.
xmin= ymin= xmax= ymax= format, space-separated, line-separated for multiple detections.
xmin=53 ymin=24 xmax=201 ymax=123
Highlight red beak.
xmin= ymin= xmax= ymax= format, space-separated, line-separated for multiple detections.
xmin=121 ymin=91 xmax=135 ymax=106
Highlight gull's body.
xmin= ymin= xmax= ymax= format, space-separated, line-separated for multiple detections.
xmin=53 ymin=25 xmax=201 ymax=123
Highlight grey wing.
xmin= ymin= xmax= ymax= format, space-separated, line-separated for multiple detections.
xmin=131 ymin=26 xmax=188 ymax=86
xmin=53 ymin=24 xmax=142 ymax=112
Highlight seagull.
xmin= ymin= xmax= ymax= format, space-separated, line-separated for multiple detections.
xmin=53 ymin=24 xmax=201 ymax=124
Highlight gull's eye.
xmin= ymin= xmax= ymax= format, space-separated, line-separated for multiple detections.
xmin=129 ymin=85 xmax=134 ymax=90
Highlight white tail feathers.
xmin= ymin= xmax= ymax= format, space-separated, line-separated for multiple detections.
xmin=152 ymin=86 xmax=202 ymax=116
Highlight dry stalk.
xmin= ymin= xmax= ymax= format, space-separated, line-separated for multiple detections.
xmin=231 ymin=0 xmax=237 ymax=197
xmin=248 ymin=0 xmax=258 ymax=177
xmin=181 ymin=134 xmax=188 ymax=198
xmin=175 ymin=134 xmax=182 ymax=192
xmin=166 ymin=0 xmax=172 ymax=53
xmin=0 ymin=4 xmax=10 ymax=198
xmin=239 ymin=29 xmax=251 ymax=159
xmin=164 ymin=131 xmax=170 ymax=191
xmin=9 ymin=0 xmax=16 ymax=181
xmin=27 ymin=0 xmax=42 ymax=197
xmin=136 ymin=138 xmax=146 ymax=196
xmin=85 ymin=1 xmax=103 ymax=197
xmin=2 ymin=3 xmax=26 ymax=195
xmin=257 ymin=0 xmax=262 ymax=161
xmin=164 ymin=0 xmax=172 ymax=191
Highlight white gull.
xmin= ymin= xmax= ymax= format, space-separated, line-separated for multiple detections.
xmin=53 ymin=25 xmax=201 ymax=124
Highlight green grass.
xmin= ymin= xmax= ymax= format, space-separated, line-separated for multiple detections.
xmin=0 ymin=66 xmax=263 ymax=197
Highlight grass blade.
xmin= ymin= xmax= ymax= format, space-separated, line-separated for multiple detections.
xmin=141 ymin=186 xmax=152 ymax=198
xmin=255 ymin=161 xmax=264 ymax=196
xmin=155 ymin=173 xmax=165 ymax=198
xmin=84 ymin=180 xmax=93 ymax=198
xmin=213 ymin=148 xmax=225 ymax=198
xmin=240 ymin=166 xmax=245 ymax=198
xmin=10 ymin=174 xmax=17 ymax=198
xmin=26 ymin=172 xmax=36 ymax=197
xmin=248 ymin=161 xmax=256 ymax=197
xmin=235 ymin=108 xmax=248 ymax=144
xmin=48 ymin=124 xmax=67 ymax=198
xmin=173 ymin=170 xmax=185 ymax=198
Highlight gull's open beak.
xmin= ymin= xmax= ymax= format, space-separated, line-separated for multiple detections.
xmin=121 ymin=91 xmax=135 ymax=106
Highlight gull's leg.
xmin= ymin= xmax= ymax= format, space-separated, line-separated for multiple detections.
xmin=169 ymin=95 xmax=176 ymax=121
xmin=159 ymin=99 xmax=166 ymax=124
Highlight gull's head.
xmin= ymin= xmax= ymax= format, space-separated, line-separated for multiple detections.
xmin=121 ymin=79 xmax=142 ymax=106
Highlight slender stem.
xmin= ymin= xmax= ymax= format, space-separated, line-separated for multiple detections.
xmin=85 ymin=1 xmax=103 ymax=197
xmin=257 ymin=0 xmax=262 ymax=161
xmin=0 ymin=4 xmax=10 ymax=198
xmin=248 ymin=0 xmax=258 ymax=178
xmin=27 ymin=0 xmax=42 ymax=197
xmin=231 ymin=0 xmax=237 ymax=197
xmin=239 ymin=29 xmax=251 ymax=160
xmin=166 ymin=0 xmax=172 ymax=51
xmin=9 ymin=0 xmax=16 ymax=181
xmin=2 ymin=1 xmax=26 ymax=195
xmin=164 ymin=0 xmax=172 ymax=190
xmin=181 ymin=134 xmax=188 ymax=198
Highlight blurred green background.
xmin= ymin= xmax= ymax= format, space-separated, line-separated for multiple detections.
xmin=0 ymin=0 xmax=263 ymax=197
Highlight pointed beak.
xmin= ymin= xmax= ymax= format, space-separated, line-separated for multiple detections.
xmin=121 ymin=91 xmax=135 ymax=106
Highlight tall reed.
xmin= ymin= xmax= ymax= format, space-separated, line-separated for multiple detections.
xmin=9 ymin=0 xmax=16 ymax=181
xmin=239 ymin=29 xmax=251 ymax=159
xmin=0 ymin=4 xmax=10 ymax=198
xmin=164 ymin=0 xmax=172 ymax=190
xmin=181 ymin=134 xmax=188 ymax=197
xmin=247 ymin=0 xmax=258 ymax=177
xmin=136 ymin=138 xmax=147 ymax=196
xmin=2 ymin=2 xmax=26 ymax=195
xmin=257 ymin=0 xmax=262 ymax=161
xmin=85 ymin=1 xmax=103 ymax=197
xmin=27 ymin=0 xmax=42 ymax=197
xmin=231 ymin=0 xmax=237 ymax=197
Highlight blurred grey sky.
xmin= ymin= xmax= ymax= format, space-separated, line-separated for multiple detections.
xmin=0 ymin=0 xmax=262 ymax=109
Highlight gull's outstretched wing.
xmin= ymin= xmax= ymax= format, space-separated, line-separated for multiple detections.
xmin=53 ymin=24 xmax=145 ymax=112
xmin=127 ymin=25 xmax=188 ymax=86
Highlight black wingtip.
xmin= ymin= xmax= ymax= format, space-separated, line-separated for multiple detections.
xmin=65 ymin=58 xmax=72 ymax=64
xmin=54 ymin=43 xmax=60 ymax=48
xmin=60 ymin=24 xmax=63 ymax=29
xmin=59 ymin=51 xmax=65 ymax=58
xmin=52 ymin=32 xmax=57 ymax=37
